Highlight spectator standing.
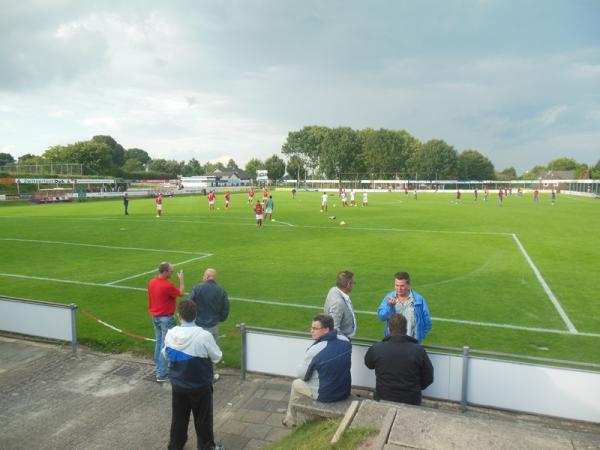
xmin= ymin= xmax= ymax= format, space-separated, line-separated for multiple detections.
xmin=377 ymin=272 xmax=431 ymax=343
xmin=163 ymin=300 xmax=223 ymax=450
xmin=365 ymin=313 xmax=433 ymax=405
xmin=188 ymin=268 xmax=230 ymax=381
xmin=148 ymin=262 xmax=185 ymax=382
xmin=282 ymin=314 xmax=352 ymax=427
xmin=324 ymin=271 xmax=357 ymax=338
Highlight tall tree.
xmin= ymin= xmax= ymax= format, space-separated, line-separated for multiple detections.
xmin=592 ymin=160 xmax=600 ymax=179
xmin=184 ymin=158 xmax=203 ymax=176
xmin=226 ymin=158 xmax=239 ymax=170
xmin=522 ymin=165 xmax=547 ymax=180
xmin=320 ymin=127 xmax=364 ymax=179
xmin=0 ymin=153 xmax=15 ymax=166
xmin=360 ymin=128 xmax=420 ymax=179
xmin=125 ymin=148 xmax=151 ymax=165
xmin=547 ymin=157 xmax=578 ymax=171
xmin=496 ymin=166 xmax=517 ymax=180
xmin=408 ymin=139 xmax=458 ymax=180
xmin=286 ymin=155 xmax=307 ymax=180
xmin=264 ymin=155 xmax=286 ymax=181
xmin=245 ymin=158 xmax=265 ymax=181
xmin=203 ymin=161 xmax=225 ymax=173
xmin=122 ymin=158 xmax=145 ymax=173
xmin=458 ymin=150 xmax=495 ymax=180
xmin=148 ymin=159 xmax=181 ymax=176
xmin=92 ymin=135 xmax=125 ymax=167
xmin=18 ymin=154 xmax=42 ymax=163
xmin=43 ymin=141 xmax=115 ymax=175
xmin=281 ymin=125 xmax=328 ymax=177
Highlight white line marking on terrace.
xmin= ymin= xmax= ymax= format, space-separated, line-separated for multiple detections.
xmin=0 ymin=238 xmax=210 ymax=256
xmin=105 ymin=255 xmax=213 ymax=285
xmin=512 ymin=233 xmax=577 ymax=333
xmin=2 ymin=272 xmax=598 ymax=338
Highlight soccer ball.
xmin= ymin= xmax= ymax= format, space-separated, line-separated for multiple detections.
xmin=340 ymin=221 xmax=346 ymax=225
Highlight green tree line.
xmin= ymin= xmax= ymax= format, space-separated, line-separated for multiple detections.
xmin=1 ymin=130 xmax=598 ymax=180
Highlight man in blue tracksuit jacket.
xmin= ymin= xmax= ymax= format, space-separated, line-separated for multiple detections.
xmin=377 ymin=272 xmax=432 ymax=343
xmin=163 ymin=300 xmax=223 ymax=450
xmin=282 ymin=314 xmax=352 ymax=427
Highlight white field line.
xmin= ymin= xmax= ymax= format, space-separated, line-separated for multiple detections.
xmin=68 ymin=216 xmax=512 ymax=236
xmin=2 ymin=272 xmax=599 ymax=338
xmin=105 ymin=254 xmax=213 ymax=285
xmin=511 ymin=234 xmax=577 ymax=333
xmin=272 ymin=220 xmax=295 ymax=227
xmin=0 ymin=237 xmax=210 ymax=256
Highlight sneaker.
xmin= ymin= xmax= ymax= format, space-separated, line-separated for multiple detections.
xmin=156 ymin=375 xmax=169 ymax=383
xmin=214 ymin=445 xmax=224 ymax=450
xmin=213 ymin=373 xmax=220 ymax=382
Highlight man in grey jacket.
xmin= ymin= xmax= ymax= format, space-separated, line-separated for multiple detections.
xmin=323 ymin=271 xmax=357 ymax=338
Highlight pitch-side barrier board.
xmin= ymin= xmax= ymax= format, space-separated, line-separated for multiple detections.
xmin=0 ymin=296 xmax=77 ymax=353
xmin=244 ymin=331 xmax=600 ymax=423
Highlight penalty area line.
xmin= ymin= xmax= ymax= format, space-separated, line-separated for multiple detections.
xmin=0 ymin=237 xmax=210 ymax=256
xmin=105 ymin=254 xmax=213 ymax=285
xmin=512 ymin=234 xmax=577 ymax=333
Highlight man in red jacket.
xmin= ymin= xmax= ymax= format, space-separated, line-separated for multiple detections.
xmin=148 ymin=261 xmax=185 ymax=382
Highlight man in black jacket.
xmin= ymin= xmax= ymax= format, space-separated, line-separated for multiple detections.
xmin=364 ymin=313 xmax=434 ymax=405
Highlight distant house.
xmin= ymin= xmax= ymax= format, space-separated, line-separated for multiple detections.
xmin=540 ymin=170 xmax=576 ymax=191
xmin=207 ymin=169 xmax=252 ymax=187
xmin=542 ymin=170 xmax=576 ymax=180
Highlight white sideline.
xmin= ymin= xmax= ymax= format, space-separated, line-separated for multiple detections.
xmin=2 ymin=272 xmax=599 ymax=338
xmin=105 ymin=255 xmax=213 ymax=285
xmin=0 ymin=237 xmax=211 ymax=256
xmin=511 ymin=234 xmax=577 ymax=333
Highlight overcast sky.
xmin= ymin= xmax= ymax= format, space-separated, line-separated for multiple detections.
xmin=1 ymin=0 xmax=599 ymax=173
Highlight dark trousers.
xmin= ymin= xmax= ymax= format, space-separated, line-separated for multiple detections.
xmin=169 ymin=385 xmax=215 ymax=450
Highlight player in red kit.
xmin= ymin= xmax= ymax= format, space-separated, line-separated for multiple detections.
xmin=208 ymin=190 xmax=216 ymax=211
xmin=248 ymin=189 xmax=255 ymax=205
xmin=155 ymin=194 xmax=163 ymax=218
xmin=254 ymin=200 xmax=263 ymax=227
xmin=225 ymin=191 xmax=230 ymax=209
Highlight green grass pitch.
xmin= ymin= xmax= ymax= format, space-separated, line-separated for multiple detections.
xmin=1 ymin=190 xmax=599 ymax=367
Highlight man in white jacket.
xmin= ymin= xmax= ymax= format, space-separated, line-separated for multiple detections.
xmin=163 ymin=300 xmax=223 ymax=450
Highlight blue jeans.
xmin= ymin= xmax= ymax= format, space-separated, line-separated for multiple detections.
xmin=153 ymin=315 xmax=176 ymax=377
